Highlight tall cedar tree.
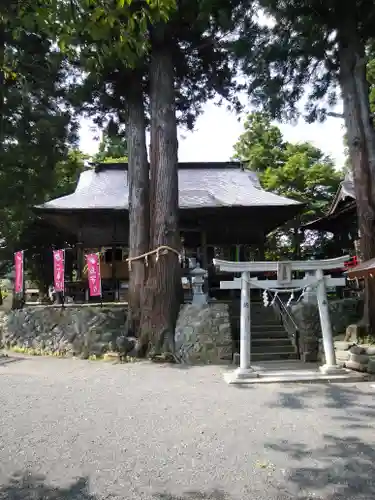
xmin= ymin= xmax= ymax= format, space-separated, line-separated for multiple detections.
xmin=66 ymin=0 xmax=254 ymax=355
xmin=235 ymin=0 xmax=375 ymax=334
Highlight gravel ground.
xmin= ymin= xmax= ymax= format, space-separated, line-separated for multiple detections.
xmin=0 ymin=355 xmax=375 ymax=500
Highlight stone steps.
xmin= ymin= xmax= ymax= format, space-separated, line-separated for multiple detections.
xmin=251 ymin=351 xmax=298 ymax=362
xmin=252 ymin=331 xmax=290 ymax=339
xmin=252 ymin=338 xmax=293 ymax=347
xmin=252 ymin=343 xmax=296 ymax=355
xmin=230 ymin=300 xmax=298 ymax=362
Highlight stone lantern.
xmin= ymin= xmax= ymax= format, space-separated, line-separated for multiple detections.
xmin=190 ymin=263 xmax=208 ymax=305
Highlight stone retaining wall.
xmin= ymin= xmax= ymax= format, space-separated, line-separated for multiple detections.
xmin=175 ymin=302 xmax=232 ymax=364
xmin=319 ymin=341 xmax=375 ymax=374
xmin=291 ymin=297 xmax=363 ymax=362
xmin=0 ymin=302 xmax=232 ymax=364
xmin=0 ymin=306 xmax=128 ymax=358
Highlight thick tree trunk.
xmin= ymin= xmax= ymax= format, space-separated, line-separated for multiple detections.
xmin=338 ymin=26 xmax=375 ymax=335
xmin=139 ymin=39 xmax=182 ymax=357
xmin=126 ymin=79 xmax=149 ymax=337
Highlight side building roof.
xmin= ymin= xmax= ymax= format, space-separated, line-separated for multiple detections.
xmin=302 ymin=171 xmax=356 ymax=231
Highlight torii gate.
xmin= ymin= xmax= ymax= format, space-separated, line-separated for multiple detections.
xmin=213 ymin=255 xmax=348 ymax=383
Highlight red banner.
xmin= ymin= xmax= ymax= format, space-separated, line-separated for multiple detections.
xmin=14 ymin=251 xmax=24 ymax=294
xmin=86 ymin=253 xmax=101 ymax=297
xmin=53 ymin=249 xmax=65 ymax=293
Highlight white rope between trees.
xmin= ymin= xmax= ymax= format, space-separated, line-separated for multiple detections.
xmin=126 ymin=245 xmax=181 ymax=271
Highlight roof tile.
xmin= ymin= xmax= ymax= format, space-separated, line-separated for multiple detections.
xmin=36 ymin=164 xmax=300 ymax=211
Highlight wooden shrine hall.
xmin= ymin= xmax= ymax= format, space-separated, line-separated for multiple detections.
xmin=34 ymin=161 xmax=303 ymax=302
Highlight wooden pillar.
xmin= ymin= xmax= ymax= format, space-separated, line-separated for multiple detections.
xmin=76 ymin=244 xmax=83 ymax=281
xmin=200 ymin=230 xmax=208 ymax=269
xmin=76 ymin=224 xmax=83 ymax=281
xmin=235 ymin=244 xmax=241 ymax=262
xmin=258 ymin=238 xmax=265 ymax=260
xmin=112 ymin=244 xmax=119 ymax=300
xmin=113 ymin=219 xmax=119 ymax=300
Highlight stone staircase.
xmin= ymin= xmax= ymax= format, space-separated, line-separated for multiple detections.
xmin=230 ymin=300 xmax=298 ymax=362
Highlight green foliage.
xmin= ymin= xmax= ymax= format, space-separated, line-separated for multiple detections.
xmin=234 ymin=1 xmax=375 ymax=122
xmin=54 ymin=0 xmax=177 ymax=66
xmin=368 ymin=46 xmax=375 ymax=116
xmin=66 ymin=0 xmax=251 ymax=134
xmin=262 ymin=142 xmax=341 ymax=222
xmin=0 ymin=28 xmax=79 ymax=246
xmin=9 ymin=345 xmax=67 ymax=357
xmin=93 ymin=134 xmax=128 ymax=163
xmin=233 ymin=112 xmax=342 ymax=258
xmin=233 ymin=112 xmax=285 ymax=171
xmin=52 ymin=150 xmax=87 ymax=198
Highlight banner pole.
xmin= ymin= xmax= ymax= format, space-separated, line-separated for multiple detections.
xmin=22 ymin=251 xmax=25 ymax=309
xmin=62 ymin=249 xmax=65 ymax=309
xmin=99 ymin=252 xmax=103 ymax=308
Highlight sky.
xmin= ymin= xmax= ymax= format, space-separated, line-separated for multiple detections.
xmin=78 ymin=98 xmax=347 ymax=168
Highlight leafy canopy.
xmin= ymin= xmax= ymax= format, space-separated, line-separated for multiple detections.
xmin=66 ymin=0 xmax=254 ymax=136
xmin=233 ymin=113 xmax=341 ymax=222
xmin=92 ymin=133 xmax=128 ymax=163
xmin=232 ymin=112 xmax=285 ymax=171
xmin=234 ymin=0 xmax=375 ymax=122
xmin=233 ymin=112 xmax=342 ymax=258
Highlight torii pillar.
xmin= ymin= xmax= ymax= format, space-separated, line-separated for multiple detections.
xmin=238 ymin=271 xmax=258 ymax=378
xmin=213 ymin=255 xmax=349 ymax=383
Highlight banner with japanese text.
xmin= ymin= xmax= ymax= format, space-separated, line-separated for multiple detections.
xmin=53 ymin=249 xmax=65 ymax=293
xmin=86 ymin=253 xmax=102 ymax=297
xmin=14 ymin=251 xmax=24 ymax=294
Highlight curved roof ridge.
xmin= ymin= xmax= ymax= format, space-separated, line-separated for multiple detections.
xmin=35 ymin=164 xmax=301 ymax=211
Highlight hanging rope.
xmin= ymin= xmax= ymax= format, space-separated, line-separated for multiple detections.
xmin=126 ymin=245 xmax=181 ymax=271
xmin=242 ymin=275 xmax=324 ymax=294
xmin=242 ymin=275 xmax=326 ymax=309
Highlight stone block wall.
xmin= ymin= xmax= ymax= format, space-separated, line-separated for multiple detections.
xmin=175 ymin=302 xmax=232 ymax=364
xmin=0 ymin=302 xmax=232 ymax=364
xmin=0 ymin=305 xmax=127 ymax=358
xmin=319 ymin=341 xmax=375 ymax=374
xmin=291 ymin=297 xmax=363 ymax=362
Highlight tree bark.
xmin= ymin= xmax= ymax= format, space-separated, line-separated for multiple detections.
xmin=138 ymin=36 xmax=182 ymax=357
xmin=126 ymin=78 xmax=149 ymax=337
xmin=338 ymin=25 xmax=375 ymax=335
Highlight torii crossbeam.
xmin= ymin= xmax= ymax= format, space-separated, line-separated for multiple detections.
xmin=213 ymin=255 xmax=349 ymax=384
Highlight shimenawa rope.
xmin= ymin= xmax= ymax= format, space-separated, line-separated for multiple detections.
xmin=126 ymin=245 xmax=181 ymax=271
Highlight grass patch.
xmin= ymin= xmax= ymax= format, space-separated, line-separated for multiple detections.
xmin=8 ymin=345 xmax=139 ymax=363
xmin=9 ymin=345 xmax=67 ymax=357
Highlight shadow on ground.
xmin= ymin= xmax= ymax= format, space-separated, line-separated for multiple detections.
xmin=267 ymin=383 xmax=375 ymax=429
xmin=263 ymin=384 xmax=375 ymax=498
xmin=0 ymin=473 xmax=97 ymax=499
xmin=153 ymin=491 xmax=231 ymax=500
xmin=0 ymin=355 xmax=26 ymax=367
xmin=0 ymin=472 xmax=233 ymax=500
xmin=266 ymin=433 xmax=375 ymax=499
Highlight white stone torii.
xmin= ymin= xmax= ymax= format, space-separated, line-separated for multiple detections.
xmin=213 ymin=255 xmax=348 ymax=382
